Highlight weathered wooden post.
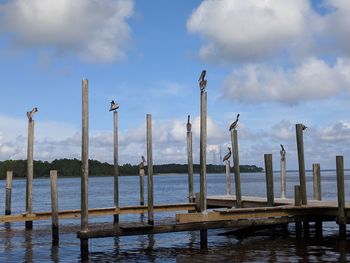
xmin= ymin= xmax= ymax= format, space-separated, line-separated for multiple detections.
xmin=5 ymin=171 xmax=13 ymax=215
xmin=146 ymin=114 xmax=154 ymax=225
xmin=186 ymin=115 xmax=194 ymax=202
xmin=294 ymin=185 xmax=302 ymax=238
xmin=225 ymin=160 xmax=231 ymax=195
xmin=280 ymin=145 xmax=286 ymax=199
xmin=264 ymin=154 xmax=274 ymax=207
xmin=26 ymin=107 xmax=37 ymax=229
xmin=230 ymin=114 xmax=242 ymax=208
xmin=139 ymin=156 xmax=145 ymax=206
xmin=336 ymin=156 xmax=346 ymax=239
xmin=312 ymin=163 xmax=322 ymax=237
xmin=199 ymin=70 xmax=208 ymax=249
xmin=50 ymin=170 xmax=59 ymax=245
xmin=80 ymin=79 xmax=89 ymax=258
xmin=295 ymin=124 xmax=307 ymax=205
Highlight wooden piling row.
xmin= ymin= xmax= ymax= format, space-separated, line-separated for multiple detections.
xmin=147 ymin=114 xmax=154 ymax=225
xmin=5 ymin=171 xmax=13 ymax=215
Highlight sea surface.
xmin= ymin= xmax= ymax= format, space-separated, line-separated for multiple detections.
xmin=0 ymin=171 xmax=349 ymax=262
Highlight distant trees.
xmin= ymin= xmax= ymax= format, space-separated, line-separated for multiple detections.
xmin=0 ymin=159 xmax=263 ymax=179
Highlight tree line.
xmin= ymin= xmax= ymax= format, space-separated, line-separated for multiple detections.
xmin=0 ymin=158 xmax=263 ymax=179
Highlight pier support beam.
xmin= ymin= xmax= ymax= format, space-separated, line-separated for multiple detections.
xmin=5 ymin=171 xmax=13 ymax=215
xmin=225 ymin=160 xmax=231 ymax=195
xmin=264 ymin=154 xmax=274 ymax=207
xmin=113 ymin=111 xmax=119 ymax=223
xmin=147 ymin=114 xmax=154 ymax=225
xmin=313 ymin=163 xmax=322 ymax=237
xmin=336 ymin=156 xmax=346 ymax=239
xmin=280 ymin=147 xmax=286 ymax=199
xmin=50 ymin=170 xmax=59 ymax=245
xmin=294 ymin=185 xmax=302 ymax=239
xmin=139 ymin=166 xmax=145 ymax=206
xmin=295 ymin=124 xmax=307 ymax=205
xmin=187 ymin=116 xmax=194 ymax=202
xmin=231 ymin=129 xmax=242 ymax=208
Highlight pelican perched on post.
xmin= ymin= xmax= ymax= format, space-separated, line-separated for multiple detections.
xmin=301 ymin=124 xmax=307 ymax=131
xmin=198 ymin=70 xmax=207 ymax=91
xmin=186 ymin=115 xmax=191 ymax=132
xmin=26 ymin=107 xmax=38 ymax=121
xmin=109 ymin=100 xmax=119 ymax=111
xmin=229 ymin=114 xmax=240 ymax=131
xmin=222 ymin=147 xmax=231 ymax=162
xmin=139 ymin=156 xmax=146 ymax=169
xmin=280 ymin=144 xmax=285 ymax=152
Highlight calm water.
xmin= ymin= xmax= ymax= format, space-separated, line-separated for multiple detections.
xmin=0 ymin=171 xmax=349 ymax=262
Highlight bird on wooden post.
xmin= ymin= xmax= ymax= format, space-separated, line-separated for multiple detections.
xmin=109 ymin=100 xmax=119 ymax=112
xmin=229 ymin=114 xmax=240 ymax=131
xmin=301 ymin=124 xmax=307 ymax=131
xmin=139 ymin=155 xmax=145 ymax=169
xmin=199 ymin=70 xmax=207 ymax=91
xmin=186 ymin=115 xmax=192 ymax=132
xmin=223 ymin=147 xmax=231 ymax=162
xmin=26 ymin=107 xmax=38 ymax=121
xmin=280 ymin=144 xmax=286 ymax=161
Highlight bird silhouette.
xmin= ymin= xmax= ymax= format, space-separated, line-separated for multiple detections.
xmin=222 ymin=147 xmax=231 ymax=162
xmin=302 ymin=124 xmax=307 ymax=131
xmin=229 ymin=114 xmax=240 ymax=131
xmin=186 ymin=115 xmax=191 ymax=132
xmin=141 ymin=155 xmax=146 ymax=164
xmin=109 ymin=100 xmax=119 ymax=111
xmin=280 ymin=144 xmax=285 ymax=152
xmin=199 ymin=70 xmax=207 ymax=91
xmin=139 ymin=156 xmax=146 ymax=169
xmin=26 ymin=107 xmax=38 ymax=121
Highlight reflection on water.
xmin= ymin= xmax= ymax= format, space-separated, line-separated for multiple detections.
xmin=0 ymin=172 xmax=350 ymax=262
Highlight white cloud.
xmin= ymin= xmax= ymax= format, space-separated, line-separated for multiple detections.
xmin=222 ymin=57 xmax=350 ymax=104
xmin=187 ymin=0 xmax=317 ymax=61
xmin=0 ymin=0 xmax=134 ymax=63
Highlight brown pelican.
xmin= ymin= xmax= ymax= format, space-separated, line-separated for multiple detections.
xmin=229 ymin=114 xmax=240 ymax=131
xmin=186 ymin=115 xmax=191 ymax=132
xmin=139 ymin=156 xmax=146 ymax=169
xmin=199 ymin=70 xmax=207 ymax=91
xmin=141 ymin=155 xmax=146 ymax=163
xmin=280 ymin=144 xmax=285 ymax=152
xmin=26 ymin=107 xmax=38 ymax=121
xmin=302 ymin=124 xmax=307 ymax=130
xmin=222 ymin=147 xmax=231 ymax=162
xmin=109 ymin=100 xmax=119 ymax=111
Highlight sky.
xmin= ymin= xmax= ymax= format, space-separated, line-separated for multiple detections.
xmin=0 ymin=0 xmax=349 ymax=170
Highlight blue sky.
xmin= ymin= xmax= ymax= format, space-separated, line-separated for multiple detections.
xmin=0 ymin=0 xmax=349 ymax=170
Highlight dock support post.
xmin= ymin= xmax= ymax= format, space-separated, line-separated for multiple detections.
xmin=313 ymin=163 xmax=322 ymax=237
xmin=264 ymin=154 xmax=274 ymax=207
xmin=336 ymin=156 xmax=346 ymax=239
xmin=113 ymin=111 xmax=119 ymax=223
xmin=294 ymin=185 xmax=302 ymax=238
xmin=231 ymin=129 xmax=242 ymax=208
xmin=50 ymin=170 xmax=59 ymax=245
xmin=295 ymin=124 xmax=307 ymax=205
xmin=187 ymin=115 xmax=194 ymax=202
xmin=146 ymin=114 xmax=154 ymax=225
xmin=139 ymin=166 xmax=145 ymax=206
xmin=5 ymin=171 xmax=13 ymax=215
xmin=25 ymin=114 xmax=35 ymax=229
xmin=280 ymin=147 xmax=286 ymax=199
xmin=225 ymin=160 xmax=231 ymax=195
xmin=80 ymin=79 xmax=89 ymax=259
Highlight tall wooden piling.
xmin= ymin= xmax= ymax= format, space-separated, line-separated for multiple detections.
xmin=312 ymin=163 xmax=321 ymax=200
xmin=336 ymin=156 xmax=346 ymax=239
xmin=139 ymin=165 xmax=145 ymax=206
xmin=5 ymin=171 xmax=13 ymax=215
xmin=295 ymin=124 xmax=307 ymax=205
xmin=199 ymin=91 xmax=207 ymax=213
xmin=264 ymin=154 xmax=274 ymax=207
xmin=113 ymin=111 xmax=119 ymax=223
xmin=80 ymin=79 xmax=89 ymax=258
xmin=280 ymin=146 xmax=286 ymax=199
xmin=225 ymin=160 xmax=231 ymax=195
xmin=146 ymin=114 xmax=154 ymax=225
xmin=186 ymin=115 xmax=194 ymax=202
xmin=231 ymin=130 xmax=242 ymax=208
xmin=50 ymin=170 xmax=59 ymax=244
xmin=26 ymin=112 xmax=35 ymax=229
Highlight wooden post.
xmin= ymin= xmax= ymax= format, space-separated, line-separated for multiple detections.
xmin=294 ymin=185 xmax=302 ymax=238
xmin=80 ymin=79 xmax=89 ymax=258
xmin=199 ymin=91 xmax=207 ymax=212
xmin=50 ymin=170 xmax=59 ymax=245
xmin=5 ymin=171 xmax=13 ymax=215
xmin=225 ymin=160 xmax=231 ymax=195
xmin=139 ymin=167 xmax=145 ymax=206
xmin=295 ymin=124 xmax=307 ymax=205
xmin=187 ymin=116 xmax=194 ymax=202
xmin=113 ymin=111 xmax=119 ymax=223
xmin=146 ymin=114 xmax=154 ymax=225
xmin=336 ymin=156 xmax=346 ymax=239
xmin=312 ymin=163 xmax=321 ymax=200
xmin=264 ymin=154 xmax=274 ymax=207
xmin=280 ymin=147 xmax=286 ymax=199
xmin=231 ymin=130 xmax=242 ymax=208
xmin=25 ymin=113 xmax=35 ymax=229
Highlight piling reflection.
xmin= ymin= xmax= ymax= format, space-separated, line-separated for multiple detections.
xmin=51 ymin=245 xmax=59 ymax=263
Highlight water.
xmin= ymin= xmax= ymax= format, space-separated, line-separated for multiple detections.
xmin=0 ymin=171 xmax=350 ymax=262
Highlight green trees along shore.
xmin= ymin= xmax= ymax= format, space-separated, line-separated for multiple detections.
xmin=0 ymin=159 xmax=263 ymax=179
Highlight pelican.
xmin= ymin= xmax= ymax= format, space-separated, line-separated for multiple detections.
xmin=302 ymin=124 xmax=307 ymax=131
xmin=109 ymin=100 xmax=119 ymax=111
xmin=139 ymin=156 xmax=146 ymax=169
xmin=229 ymin=114 xmax=240 ymax=131
xmin=199 ymin=70 xmax=207 ymax=91
xmin=280 ymin=144 xmax=285 ymax=152
xmin=141 ymin=155 xmax=146 ymax=164
xmin=186 ymin=115 xmax=191 ymax=132
xmin=26 ymin=107 xmax=38 ymax=121
xmin=222 ymin=147 xmax=231 ymax=162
